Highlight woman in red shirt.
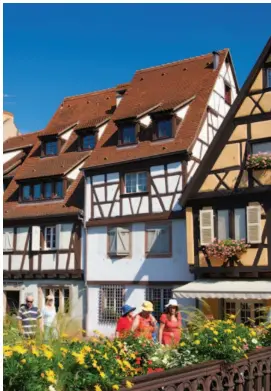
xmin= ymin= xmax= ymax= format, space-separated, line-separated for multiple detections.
xmin=159 ymin=299 xmax=182 ymax=346
xmin=132 ymin=301 xmax=157 ymax=340
xmin=116 ymin=305 xmax=136 ymax=338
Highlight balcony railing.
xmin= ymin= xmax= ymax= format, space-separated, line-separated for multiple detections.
xmin=120 ymin=346 xmax=271 ymax=391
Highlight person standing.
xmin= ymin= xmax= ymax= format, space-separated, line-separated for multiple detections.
xmin=17 ymin=295 xmax=42 ymax=339
xmin=115 ymin=304 xmax=136 ymax=338
xmin=41 ymin=295 xmax=58 ymax=342
xmin=132 ymin=301 xmax=157 ymax=340
xmin=158 ymin=299 xmax=182 ymax=346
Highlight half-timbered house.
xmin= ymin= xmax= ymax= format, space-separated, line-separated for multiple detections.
xmin=3 ymin=87 xmax=117 ymax=328
xmin=174 ymin=37 xmax=271 ymax=324
xmin=82 ymin=49 xmax=238 ymax=335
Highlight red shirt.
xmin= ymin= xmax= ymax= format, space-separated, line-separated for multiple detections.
xmin=116 ymin=316 xmax=133 ymax=337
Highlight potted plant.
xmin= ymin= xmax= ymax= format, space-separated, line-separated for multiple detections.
xmin=204 ymin=238 xmax=250 ymax=267
xmin=246 ymin=153 xmax=271 ymax=169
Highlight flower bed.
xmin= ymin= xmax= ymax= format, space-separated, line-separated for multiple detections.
xmin=3 ymin=318 xmax=271 ymax=391
xmin=246 ymin=153 xmax=271 ymax=169
xmin=204 ymin=238 xmax=250 ymax=265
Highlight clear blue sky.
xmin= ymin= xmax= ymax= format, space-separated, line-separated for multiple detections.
xmin=4 ymin=3 xmax=271 ymax=133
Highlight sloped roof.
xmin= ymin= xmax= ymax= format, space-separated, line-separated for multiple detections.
xmin=82 ymin=49 xmax=231 ymax=170
xmin=181 ymin=37 xmax=271 ymax=206
xmin=41 ymin=87 xmax=116 ymax=137
xmin=3 ymin=130 xmax=42 ymax=152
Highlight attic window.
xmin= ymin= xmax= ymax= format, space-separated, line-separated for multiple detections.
xmin=118 ymin=123 xmax=137 ymax=146
xmin=157 ymin=119 xmax=172 ymax=139
xmin=44 ymin=140 xmax=58 ymax=156
xmin=224 ymin=83 xmax=232 ymax=105
xmin=20 ymin=180 xmax=64 ymax=202
xmin=82 ymin=134 xmax=96 ymax=150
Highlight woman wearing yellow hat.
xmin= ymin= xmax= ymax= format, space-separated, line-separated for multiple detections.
xmin=131 ymin=301 xmax=157 ymax=340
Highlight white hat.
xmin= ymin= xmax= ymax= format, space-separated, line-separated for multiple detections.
xmin=165 ymin=299 xmax=179 ymax=309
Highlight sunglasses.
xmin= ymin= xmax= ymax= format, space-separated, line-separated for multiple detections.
xmin=26 ymin=300 xmax=33 ymax=303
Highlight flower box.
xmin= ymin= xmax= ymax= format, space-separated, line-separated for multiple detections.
xmin=252 ymin=169 xmax=271 ymax=185
xmin=246 ymin=153 xmax=271 ymax=169
xmin=204 ymin=239 xmax=250 ymax=266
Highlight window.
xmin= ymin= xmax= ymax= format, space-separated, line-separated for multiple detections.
xmin=22 ymin=185 xmax=31 ymax=200
xmin=266 ymin=67 xmax=271 ymax=88
xmin=234 ymin=208 xmax=246 ymax=240
xmin=146 ymin=223 xmax=171 ymax=256
xmin=224 ymin=83 xmax=232 ymax=105
xmin=125 ymin=172 xmax=148 ymax=194
xmin=44 ymin=182 xmax=53 ymax=199
xmin=3 ymin=228 xmax=14 ymax=251
xmin=217 ymin=210 xmax=229 ymax=240
xmin=146 ymin=288 xmax=172 ymax=320
xmin=252 ymin=141 xmax=271 ymax=154
xmin=121 ymin=125 xmax=136 ymax=145
xmin=157 ymin=119 xmax=172 ymax=139
xmin=99 ymin=285 xmax=124 ymax=323
xmin=45 ymin=141 xmax=58 ymax=156
xmin=108 ymin=227 xmax=130 ymax=256
xmin=43 ymin=287 xmax=70 ymax=313
xmin=55 ymin=181 xmax=63 ymax=198
xmin=224 ymin=300 xmax=267 ymax=325
xmin=82 ymin=134 xmax=96 ymax=150
xmin=44 ymin=226 xmax=56 ymax=249
xmin=33 ymin=184 xmax=41 ymax=200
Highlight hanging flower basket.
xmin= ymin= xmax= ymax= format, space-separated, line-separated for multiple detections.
xmin=246 ymin=153 xmax=271 ymax=169
xmin=204 ymin=239 xmax=250 ymax=266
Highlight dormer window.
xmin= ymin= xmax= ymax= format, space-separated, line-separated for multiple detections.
xmin=33 ymin=183 xmax=41 ymax=200
xmin=224 ymin=83 xmax=232 ymax=105
xmin=122 ymin=125 xmax=136 ymax=145
xmin=82 ymin=134 xmax=96 ymax=150
xmin=44 ymin=182 xmax=53 ymax=198
xmin=45 ymin=140 xmax=58 ymax=156
xmin=20 ymin=180 xmax=64 ymax=202
xmin=157 ymin=119 xmax=172 ymax=139
xmin=22 ymin=185 xmax=31 ymax=201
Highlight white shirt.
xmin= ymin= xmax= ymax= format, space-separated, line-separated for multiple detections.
xmin=42 ymin=306 xmax=56 ymax=327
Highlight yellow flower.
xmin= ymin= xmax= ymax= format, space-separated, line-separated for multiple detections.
xmin=224 ymin=329 xmax=233 ymax=334
xmin=44 ymin=350 xmax=53 ymax=359
xmin=13 ymin=345 xmax=27 ymax=355
xmin=232 ymin=346 xmax=237 ymax=351
xmin=60 ymin=347 xmax=68 ymax=354
xmin=126 ymin=381 xmax=134 ymax=389
xmin=180 ymin=342 xmax=186 ymax=347
xmin=103 ymin=353 xmax=108 ymax=360
xmin=32 ymin=346 xmax=40 ymax=356
xmin=4 ymin=346 xmax=11 ymax=351
xmin=61 ymin=333 xmax=69 ymax=338
xmin=112 ymin=385 xmax=119 ymax=390
xmin=213 ymin=330 xmax=218 ymax=335
xmin=250 ymin=330 xmax=257 ymax=337
xmin=194 ymin=340 xmax=201 ymax=345
xmin=99 ymin=372 xmax=106 ymax=379
xmin=83 ymin=345 xmax=91 ymax=353
xmin=21 ymin=359 xmax=26 ymax=364
xmin=45 ymin=370 xmax=57 ymax=384
xmin=4 ymin=351 xmax=13 ymax=357
xmin=130 ymin=353 xmax=136 ymax=359
xmin=71 ymin=337 xmax=79 ymax=343
xmin=72 ymin=352 xmax=85 ymax=365
xmin=229 ymin=314 xmax=236 ymax=320
xmin=193 ymin=332 xmax=199 ymax=336
xmin=58 ymin=362 xmax=64 ymax=369
xmin=95 ymin=385 xmax=102 ymax=391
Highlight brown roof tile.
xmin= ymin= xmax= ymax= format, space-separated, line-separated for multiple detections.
xmin=41 ymin=88 xmax=117 ymax=137
xmin=14 ymin=151 xmax=89 ymax=180
xmin=3 ymin=130 xmax=42 ymax=152
xmin=83 ymin=49 xmax=229 ymax=169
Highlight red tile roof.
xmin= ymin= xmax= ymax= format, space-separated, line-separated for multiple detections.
xmin=83 ymin=49 xmax=229 ymax=170
xmin=3 ymin=130 xmax=42 ymax=152
xmin=41 ymin=87 xmax=117 ymax=137
xmin=14 ymin=151 xmax=89 ymax=180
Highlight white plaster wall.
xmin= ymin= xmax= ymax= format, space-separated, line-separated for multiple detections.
xmin=85 ymin=176 xmax=91 ymax=222
xmin=3 ymin=149 xmax=23 ymax=164
xmin=86 ymin=220 xmax=193 ymax=282
xmin=97 ymin=123 xmax=108 ymax=140
xmin=16 ymin=227 xmax=29 ymax=250
xmin=59 ymin=224 xmax=73 ymax=249
xmin=67 ymin=162 xmax=84 ymax=180
xmin=175 ymin=104 xmax=190 ymax=120
xmin=139 ymin=115 xmax=152 ymax=127
xmin=86 ymin=284 xmax=195 ymax=336
xmin=3 ymin=255 xmax=9 ymax=270
xmin=61 ymin=128 xmax=74 ymax=141
xmin=42 ymin=253 xmax=57 ymax=270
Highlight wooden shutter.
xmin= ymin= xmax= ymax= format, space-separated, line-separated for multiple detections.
xmin=116 ymin=227 xmax=130 ymax=255
xmin=247 ymin=205 xmax=261 ymax=244
xmin=3 ymin=228 xmax=13 ymax=251
xmin=200 ymin=209 xmax=214 ymax=245
xmin=31 ymin=226 xmax=40 ymax=251
xmin=56 ymin=224 xmax=61 ymax=249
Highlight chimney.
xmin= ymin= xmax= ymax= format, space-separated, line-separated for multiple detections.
xmin=212 ymin=51 xmax=220 ymax=70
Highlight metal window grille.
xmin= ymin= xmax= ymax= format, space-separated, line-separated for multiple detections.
xmin=99 ymin=285 xmax=124 ymax=323
xmin=146 ymin=287 xmax=172 ymax=320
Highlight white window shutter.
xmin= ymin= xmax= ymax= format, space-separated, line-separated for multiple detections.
xmin=31 ymin=226 xmax=40 ymax=251
xmin=108 ymin=228 xmax=117 ymax=254
xmin=200 ymin=209 xmax=214 ymax=245
xmin=247 ymin=205 xmax=261 ymax=244
xmin=116 ymin=227 xmax=130 ymax=255
xmin=56 ymin=225 xmax=61 ymax=249
xmin=3 ymin=228 xmax=14 ymax=251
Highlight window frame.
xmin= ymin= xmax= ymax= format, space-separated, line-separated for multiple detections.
xmin=44 ymin=226 xmax=57 ymax=250
xmin=19 ymin=180 xmax=64 ymax=203
xmin=263 ymin=64 xmax=271 ymax=89
xmin=152 ymin=114 xmax=175 ymax=141
xmin=224 ymin=300 xmax=266 ymax=326
xmin=145 ymin=222 xmax=172 ymax=258
xmin=146 ymin=287 xmax=172 ymax=320
xmin=43 ymin=140 xmax=58 ymax=156
xmin=123 ymin=171 xmax=149 ymax=195
xmin=118 ymin=122 xmax=138 ymax=146
xmin=81 ymin=133 xmax=97 ymax=150
xmin=107 ymin=225 xmax=131 ymax=258
xmin=251 ymin=140 xmax=271 ymax=155
xmin=41 ymin=286 xmax=70 ymax=314
xmin=214 ymin=208 xmax=247 ymax=242
xmin=99 ymin=285 xmax=124 ymax=323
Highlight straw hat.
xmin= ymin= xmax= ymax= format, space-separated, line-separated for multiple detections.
xmin=141 ymin=301 xmax=154 ymax=312
xmin=46 ymin=295 xmax=54 ymax=301
xmin=165 ymin=299 xmax=180 ymax=310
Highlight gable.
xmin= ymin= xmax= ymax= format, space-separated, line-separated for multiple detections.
xmin=181 ymin=37 xmax=271 ymax=204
